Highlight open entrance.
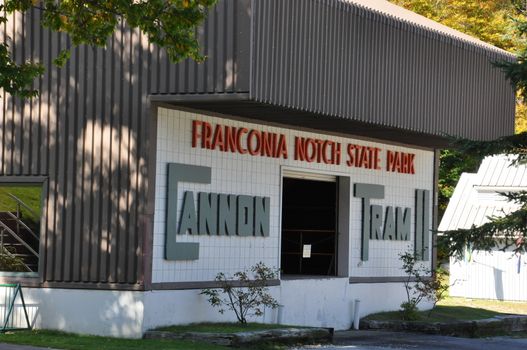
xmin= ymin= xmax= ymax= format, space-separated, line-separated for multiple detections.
xmin=281 ymin=176 xmax=337 ymax=276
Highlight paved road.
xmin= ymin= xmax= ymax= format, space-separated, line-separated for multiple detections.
xmin=293 ymin=330 xmax=527 ymax=350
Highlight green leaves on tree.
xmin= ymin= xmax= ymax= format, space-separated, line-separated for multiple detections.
xmin=391 ymin=1 xmax=527 ymax=258
xmin=1 ymin=0 xmax=217 ymax=98
xmin=449 ymin=132 xmax=527 ymax=164
xmin=53 ymin=49 xmax=71 ymax=68
xmin=438 ymin=135 xmax=527 ymax=258
xmin=439 ymin=199 xmax=527 ymax=260
xmin=0 ymin=40 xmax=44 ymax=99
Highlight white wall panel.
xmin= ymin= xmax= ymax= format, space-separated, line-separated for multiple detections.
xmin=153 ymin=107 xmax=435 ymax=283
xmin=450 ymin=249 xmax=527 ymax=302
xmin=142 ymin=280 xmax=434 ymax=331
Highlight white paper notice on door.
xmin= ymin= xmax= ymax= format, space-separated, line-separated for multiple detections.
xmin=302 ymin=244 xmax=312 ymax=258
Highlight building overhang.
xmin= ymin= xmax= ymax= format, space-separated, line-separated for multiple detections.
xmin=152 ymin=94 xmax=460 ymax=148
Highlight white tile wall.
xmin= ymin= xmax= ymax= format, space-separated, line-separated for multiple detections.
xmin=152 ymin=107 xmax=435 ymax=283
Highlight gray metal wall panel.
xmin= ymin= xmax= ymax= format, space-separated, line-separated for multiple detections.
xmin=151 ymin=0 xmax=250 ymax=96
xmin=251 ymin=0 xmax=516 ymax=141
xmin=0 ymin=0 xmax=251 ymax=287
xmin=0 ymin=8 xmax=146 ymax=286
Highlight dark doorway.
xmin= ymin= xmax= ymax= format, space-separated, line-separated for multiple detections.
xmin=281 ymin=177 xmax=337 ymax=276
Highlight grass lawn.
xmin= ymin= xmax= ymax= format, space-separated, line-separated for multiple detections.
xmin=439 ymin=297 xmax=527 ymax=315
xmin=364 ymin=297 xmax=527 ymax=323
xmin=0 ymin=330 xmax=225 ymax=350
xmin=0 ymin=328 xmax=287 ymax=350
xmin=0 ymin=186 xmax=42 ymax=213
xmin=0 ymin=185 xmax=42 ymax=230
xmin=157 ymin=322 xmax=300 ymax=333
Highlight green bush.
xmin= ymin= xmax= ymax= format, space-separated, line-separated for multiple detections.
xmin=201 ymin=262 xmax=280 ymax=324
xmin=0 ymin=246 xmax=27 ymax=272
xmin=399 ymin=251 xmax=449 ymax=319
xmin=400 ymin=301 xmax=419 ymax=321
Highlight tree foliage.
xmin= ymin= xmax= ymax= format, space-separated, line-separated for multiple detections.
xmin=440 ymin=132 xmax=527 ymax=217
xmin=438 ymin=5 xmax=527 ymax=258
xmin=438 ymin=149 xmax=483 ymax=218
xmin=0 ymin=246 xmax=29 ymax=272
xmin=0 ymin=0 xmax=216 ymax=98
xmin=392 ymin=1 xmax=527 ymax=134
xmin=495 ymin=1 xmax=527 ymax=102
xmin=391 ymin=1 xmax=527 ymax=257
xmin=440 ymin=190 xmax=527 ymax=259
xmin=439 ymin=140 xmax=527 ymax=258
xmin=391 ymin=0 xmax=527 ymax=227
xmin=393 ymin=0 xmax=520 ymax=52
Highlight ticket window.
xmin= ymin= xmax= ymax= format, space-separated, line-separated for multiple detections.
xmin=280 ymin=176 xmax=338 ymax=276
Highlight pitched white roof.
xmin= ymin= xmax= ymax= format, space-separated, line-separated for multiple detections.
xmin=439 ymin=155 xmax=526 ymax=231
xmin=344 ymin=0 xmax=513 ymax=57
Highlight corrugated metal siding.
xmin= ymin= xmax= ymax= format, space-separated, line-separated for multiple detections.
xmin=149 ymin=0 xmax=251 ymax=95
xmin=251 ymin=0 xmax=516 ymax=141
xmin=450 ymin=249 xmax=527 ymax=302
xmin=1 ymin=10 xmax=147 ymax=286
xmin=0 ymin=0 xmax=250 ymax=287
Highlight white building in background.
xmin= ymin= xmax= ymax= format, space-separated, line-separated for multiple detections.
xmin=439 ymin=155 xmax=527 ymax=302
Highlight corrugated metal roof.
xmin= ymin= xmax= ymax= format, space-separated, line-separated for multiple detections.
xmin=250 ymin=0 xmax=516 ymax=143
xmin=439 ymin=155 xmax=526 ymax=231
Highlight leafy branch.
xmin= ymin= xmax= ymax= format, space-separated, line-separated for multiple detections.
xmin=200 ymin=262 xmax=280 ymax=324
xmin=1 ymin=0 xmax=216 ymax=98
xmin=399 ymin=251 xmax=449 ymax=320
xmin=448 ymin=133 xmax=527 ymax=164
xmin=439 ymin=196 xmax=527 ymax=260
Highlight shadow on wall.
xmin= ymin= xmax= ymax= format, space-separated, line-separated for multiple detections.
xmin=1 ymin=8 xmax=147 ymax=285
xmin=11 ymin=288 xmax=145 ymax=337
xmin=2 ymin=3 xmax=243 ymax=334
xmin=103 ymin=291 xmax=144 ymax=337
xmin=0 ymin=288 xmax=144 ymax=338
xmin=493 ymin=267 xmax=504 ymax=301
xmin=2 ymin=1 xmax=245 ymax=286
